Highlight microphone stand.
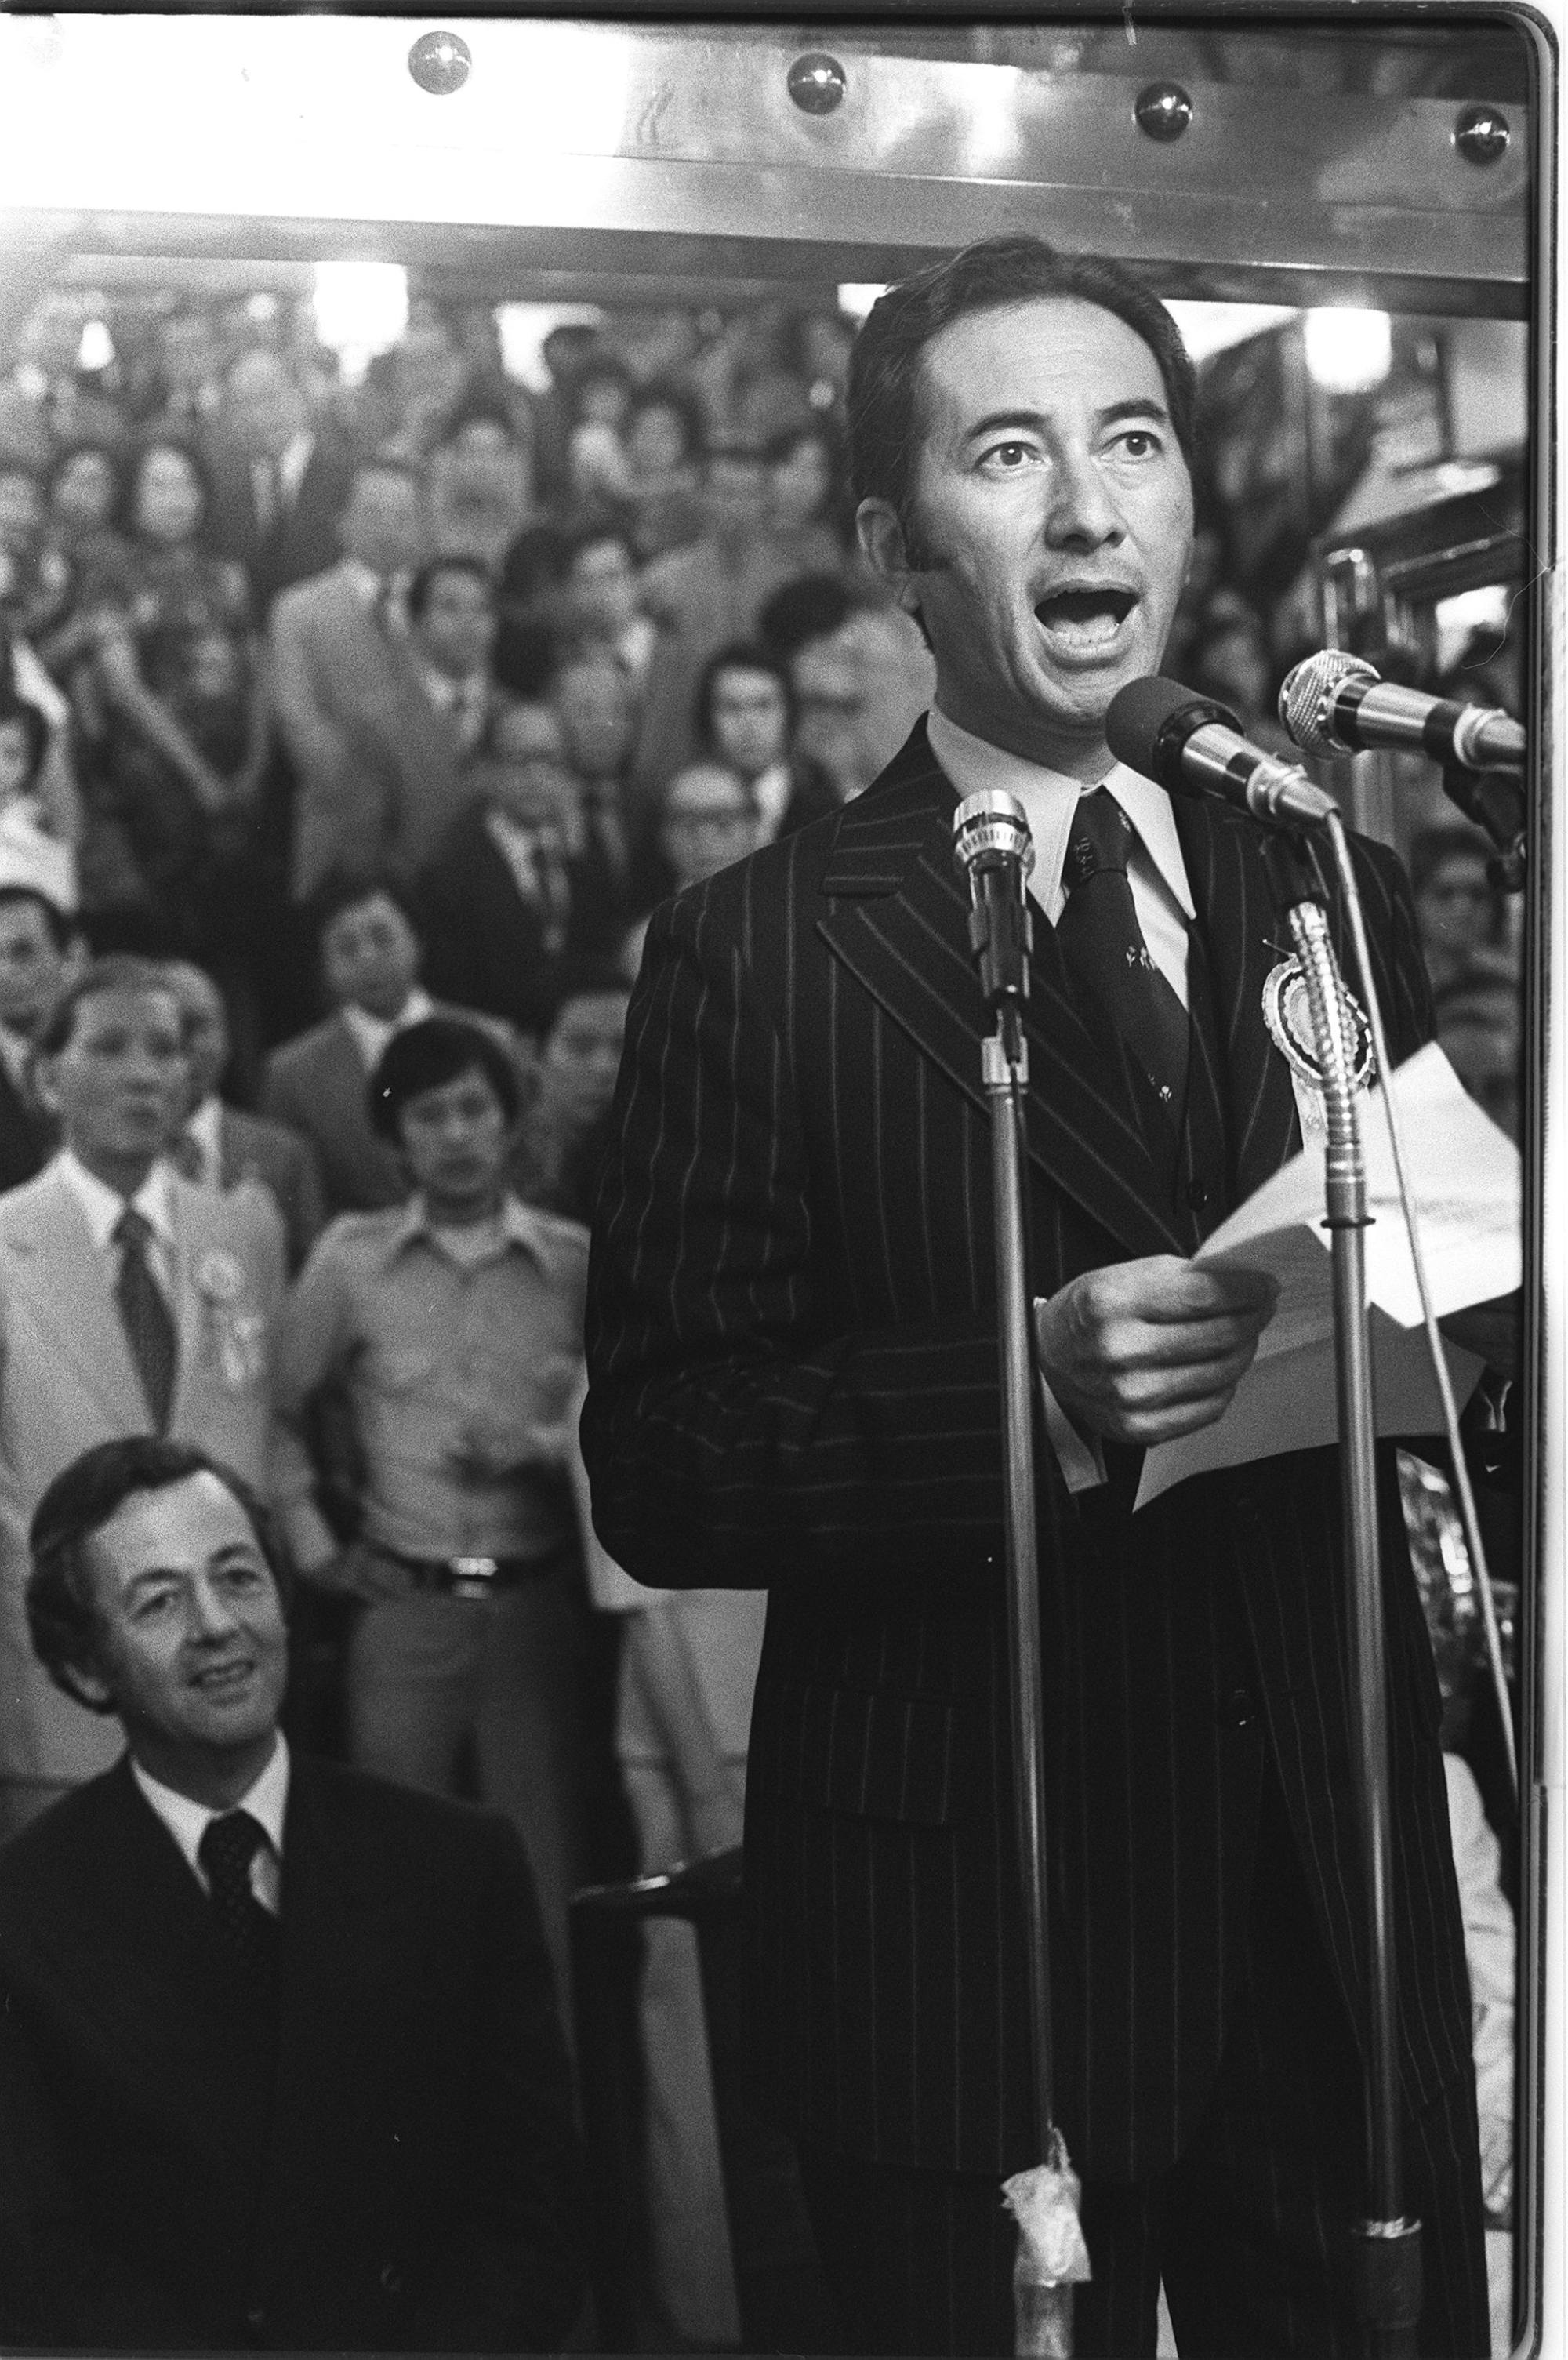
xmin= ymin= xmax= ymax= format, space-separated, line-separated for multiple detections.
xmin=1261 ymin=829 xmax=1423 ymax=2360
xmin=957 ymin=807 xmax=1086 ymax=2358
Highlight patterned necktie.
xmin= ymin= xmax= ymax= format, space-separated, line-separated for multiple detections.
xmin=114 ymin=1207 xmax=177 ymax=1431
xmin=1055 ymin=787 xmax=1189 ymax=1126
xmin=198 ymin=1810 xmax=279 ymax=1984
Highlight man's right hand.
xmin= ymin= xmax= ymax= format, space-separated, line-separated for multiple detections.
xmin=1035 ymin=1255 xmax=1279 ymax=1449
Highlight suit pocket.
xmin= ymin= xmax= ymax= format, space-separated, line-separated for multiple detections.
xmin=753 ymin=1682 xmax=957 ymax=1827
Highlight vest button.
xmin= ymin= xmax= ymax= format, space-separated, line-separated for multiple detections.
xmin=245 ymin=2304 xmax=265 ymax=2333
xmin=1186 ymin=1178 xmax=1211 ymax=1211
xmin=1217 ymin=1686 xmax=1256 ymax=1730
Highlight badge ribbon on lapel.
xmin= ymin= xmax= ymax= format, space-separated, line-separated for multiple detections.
xmin=1261 ymin=957 xmax=1375 ymax=1138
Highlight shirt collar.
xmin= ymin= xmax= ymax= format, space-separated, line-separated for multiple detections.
xmin=277 ymin=430 xmax=314 ymax=502
xmin=380 ymin=1189 xmax=555 ymax=1272
xmin=185 ymin=1095 xmax=224 ymax=1171
xmin=132 ymin=1730 xmax=290 ymax=1885
xmin=751 ymin=761 xmax=792 ymax=832
xmin=340 ymin=988 xmax=434 ymax=1070
xmin=926 ymin=704 xmax=1196 ymax=924
xmin=56 ymin=1149 xmax=174 ymax=1251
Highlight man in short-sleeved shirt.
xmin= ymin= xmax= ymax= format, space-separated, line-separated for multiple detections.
xmin=275 ymin=1015 xmax=589 ymax=1995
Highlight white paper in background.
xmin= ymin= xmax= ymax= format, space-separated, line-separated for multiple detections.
xmin=1135 ymin=1044 xmax=1519 ymax=1509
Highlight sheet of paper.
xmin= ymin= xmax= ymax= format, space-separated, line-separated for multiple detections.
xmin=1134 ymin=1044 xmax=1518 ymax=1509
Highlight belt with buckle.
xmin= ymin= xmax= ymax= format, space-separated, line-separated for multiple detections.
xmin=382 ymin=1544 xmax=571 ymax=1599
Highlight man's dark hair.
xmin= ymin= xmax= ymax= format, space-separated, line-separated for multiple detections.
xmin=0 ymin=882 xmax=74 ymax=953
xmin=626 ymin=379 xmax=707 ymax=466
xmin=847 ymin=234 xmax=1197 ymax=533
xmin=33 ymin=953 xmax=180 ymax=1058
xmin=703 ymin=438 xmax=768 ymax=478
xmin=570 ymin=355 xmax=633 ymax=417
xmin=27 ymin=1437 xmax=293 ymax=1713
xmin=0 ymin=687 xmax=49 ymax=786
xmin=543 ymin=960 xmax=633 ymax=1042
xmin=756 ymin=572 xmax=859 ymax=663
xmin=693 ymin=640 xmax=793 ymax=750
xmin=406 ymin=553 xmax=495 ymax=625
xmin=440 ymin=394 xmax=524 ymax=450
xmin=307 ymin=870 xmax=426 ymax=953
xmin=368 ymin=1015 xmax=522 ymax=1143
xmin=562 ymin=518 xmax=639 ymax=575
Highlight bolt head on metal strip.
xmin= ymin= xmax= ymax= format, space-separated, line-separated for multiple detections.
xmin=1134 ymin=82 xmax=1194 ymax=141
xmin=1453 ymin=103 xmax=1509 ymax=165
xmin=787 ymin=51 xmax=847 ymax=115
xmin=408 ymin=28 xmax=471 ymax=94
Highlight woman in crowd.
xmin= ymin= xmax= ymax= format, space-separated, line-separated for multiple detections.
xmin=620 ymin=379 xmax=707 ymax=562
xmin=73 ymin=433 xmax=276 ymax=1074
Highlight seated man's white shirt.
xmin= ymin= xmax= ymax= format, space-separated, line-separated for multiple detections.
xmin=927 ymin=706 xmax=1200 ymax=1494
xmin=132 ymin=1730 xmax=289 ymax=1914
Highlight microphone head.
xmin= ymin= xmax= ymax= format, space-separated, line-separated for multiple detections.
xmin=1277 ymin=648 xmax=1378 ymax=757
xmin=1105 ymin=677 xmax=1241 ymax=793
xmin=953 ymin=789 xmax=1035 ymax=879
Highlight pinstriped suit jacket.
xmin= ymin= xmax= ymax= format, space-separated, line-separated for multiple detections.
xmin=583 ymin=721 xmax=1473 ymax=2185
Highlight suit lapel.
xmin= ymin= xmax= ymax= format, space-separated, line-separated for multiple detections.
xmin=817 ymin=729 xmax=1188 ymax=1260
xmin=42 ymin=1763 xmax=278 ymax=2153
xmin=0 ymin=1169 xmax=147 ymax=1425
xmin=1173 ymin=794 xmax=1302 ymax=1204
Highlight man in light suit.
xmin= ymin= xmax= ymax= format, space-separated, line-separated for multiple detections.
xmin=270 ymin=459 xmax=485 ymax=902
xmin=584 ymin=238 xmax=1491 ymax=2356
xmin=0 ymin=957 xmax=282 ymax=1842
xmin=0 ymin=1434 xmax=586 ymax=2351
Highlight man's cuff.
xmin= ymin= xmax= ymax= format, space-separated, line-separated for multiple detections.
xmin=1037 ymin=1370 xmax=1107 ymax=1493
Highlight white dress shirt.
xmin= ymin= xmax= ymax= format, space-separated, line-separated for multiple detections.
xmin=132 ymin=1731 xmax=289 ymax=1915
xmin=927 ymin=706 xmax=1202 ymax=1494
xmin=340 ymin=987 xmax=435 ymax=1075
xmin=926 ymin=706 xmax=1196 ymax=1001
xmin=56 ymin=1150 xmax=177 ymax=1299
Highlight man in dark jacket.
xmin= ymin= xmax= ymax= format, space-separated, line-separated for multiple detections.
xmin=583 ymin=235 xmax=1491 ymax=2357
xmin=0 ymin=1434 xmax=585 ymax=2351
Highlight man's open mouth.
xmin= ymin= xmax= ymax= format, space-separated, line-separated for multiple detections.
xmin=1034 ymin=587 xmax=1138 ymax=644
xmin=193 ymin=1661 xmax=254 ymax=1694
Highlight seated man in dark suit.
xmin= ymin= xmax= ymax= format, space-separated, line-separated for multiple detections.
xmin=0 ymin=1434 xmax=586 ymax=2352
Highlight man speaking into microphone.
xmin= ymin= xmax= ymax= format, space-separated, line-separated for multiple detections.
xmin=583 ymin=236 xmax=1487 ymax=2358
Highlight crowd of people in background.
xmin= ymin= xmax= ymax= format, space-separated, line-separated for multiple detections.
xmin=0 ymin=274 xmax=1526 ymax=2352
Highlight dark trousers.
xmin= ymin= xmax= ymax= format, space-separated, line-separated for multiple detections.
xmin=797 ymin=1776 xmax=1489 ymax=2358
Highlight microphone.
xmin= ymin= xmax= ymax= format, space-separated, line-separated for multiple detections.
xmin=1105 ymin=677 xmax=1338 ymax=827
xmin=1278 ymin=648 xmax=1526 ymax=773
xmin=953 ymin=789 xmax=1034 ymax=1006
